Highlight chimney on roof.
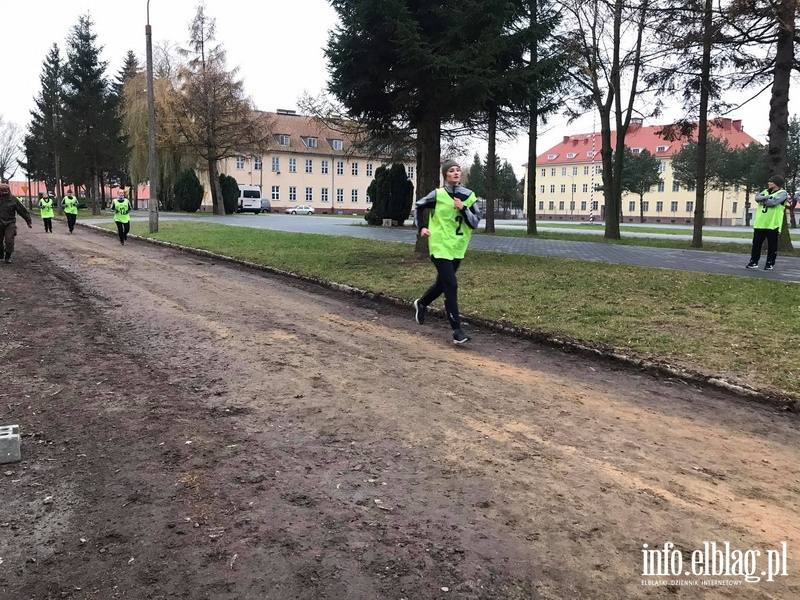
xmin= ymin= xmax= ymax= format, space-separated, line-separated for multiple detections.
xmin=277 ymin=109 xmax=297 ymax=115
xmin=732 ymin=119 xmax=742 ymax=132
xmin=629 ymin=117 xmax=643 ymax=133
xmin=719 ymin=117 xmax=732 ymax=131
xmin=563 ymin=135 xmax=570 ymax=143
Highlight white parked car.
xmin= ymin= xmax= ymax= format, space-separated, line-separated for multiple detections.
xmin=285 ymin=205 xmax=315 ymax=215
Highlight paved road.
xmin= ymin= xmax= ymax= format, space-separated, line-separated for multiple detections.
xmin=113 ymin=212 xmax=800 ymax=283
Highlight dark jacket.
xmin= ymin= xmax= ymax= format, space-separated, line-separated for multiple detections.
xmin=0 ymin=194 xmax=32 ymax=226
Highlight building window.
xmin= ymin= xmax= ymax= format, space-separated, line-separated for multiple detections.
xmin=657 ymin=145 xmax=667 ymax=152
xmin=548 ymin=201 xmax=554 ymax=210
xmin=587 ymin=151 xmax=596 ymax=158
xmin=288 ymin=158 xmax=297 ymax=173
xmin=336 ymin=188 xmax=344 ymax=203
xmin=629 ymin=201 xmax=636 ymax=212
xmin=686 ymin=201 xmax=694 ymax=212
xmin=321 ymin=160 xmax=329 ymax=175
xmin=349 ymin=162 xmax=357 ymax=176
xmin=632 ymin=148 xmax=641 ymax=154
xmin=561 ymin=167 xmax=567 ymax=176
xmin=583 ymin=166 xmax=590 ymax=175
xmin=672 ymin=181 xmax=679 ymax=192
xmin=658 ymin=161 xmax=666 ymax=173
xmin=366 ymin=163 xmax=373 ymax=177
xmin=591 ymin=201 xmax=598 ymax=211
xmin=581 ymin=201 xmax=587 ymax=211
xmin=271 ymin=186 xmax=280 ymax=200
xmin=276 ymin=134 xmax=290 ymax=146
xmin=321 ymin=188 xmax=329 ymax=203
xmin=366 ymin=194 xmax=372 ymax=203
xmin=351 ymin=189 xmax=359 ymax=203
xmin=236 ymin=156 xmax=245 ymax=170
xmin=558 ymin=201 xmax=565 ymax=210
xmin=560 ymin=184 xmax=566 ymax=193
xmin=567 ymin=153 xmax=577 ymax=159
xmin=408 ymin=166 xmax=414 ymax=180
xmin=541 ymin=168 xmax=546 ymax=177
xmin=571 ymin=184 xmax=576 ymax=193
xmin=547 ymin=154 xmax=558 ymax=160
xmin=732 ymin=201 xmax=738 ymax=214
xmin=656 ymin=201 xmax=663 ymax=212
xmin=254 ymin=156 xmax=262 ymax=171
xmin=303 ymin=136 xmax=318 ymax=149
xmin=305 ymin=187 xmax=313 ymax=202
xmin=271 ymin=157 xmax=280 ymax=172
xmin=331 ymin=139 xmax=343 ymax=151
xmin=540 ymin=185 xmax=545 ymax=194
xmin=657 ymin=181 xmax=665 ymax=192
xmin=595 ymin=165 xmax=601 ymax=174
xmin=642 ymin=201 xmax=650 ymax=212
xmin=582 ymin=184 xmax=588 ymax=193
xmin=570 ymin=201 xmax=575 ymax=211
xmin=550 ymin=185 xmax=555 ymax=193
xmin=289 ymin=186 xmax=297 ymax=202
xmin=572 ymin=167 xmax=578 ymax=176
xmin=336 ymin=161 xmax=344 ymax=175
xmin=670 ymin=201 xmax=678 ymax=212
xmin=687 ymin=182 xmax=696 ymax=192
xmin=305 ymin=159 xmax=313 ymax=174
xmin=550 ymin=168 xmax=556 ymax=177
xmin=538 ymin=201 xmax=544 ymax=210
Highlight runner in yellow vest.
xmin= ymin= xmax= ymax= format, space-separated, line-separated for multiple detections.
xmin=39 ymin=192 xmax=55 ymax=233
xmin=746 ymin=175 xmax=788 ymax=271
xmin=61 ymin=189 xmax=79 ymax=234
xmin=413 ymin=160 xmax=482 ymax=344
xmin=113 ymin=190 xmax=131 ymax=245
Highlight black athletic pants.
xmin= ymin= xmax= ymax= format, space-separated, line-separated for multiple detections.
xmin=116 ymin=221 xmax=130 ymax=244
xmin=43 ymin=217 xmax=52 ymax=232
xmin=419 ymin=257 xmax=462 ymax=330
xmin=66 ymin=213 xmax=77 ymax=233
xmin=749 ymin=228 xmax=779 ymax=266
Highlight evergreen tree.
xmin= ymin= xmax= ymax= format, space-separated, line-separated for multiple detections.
xmin=174 ymin=168 xmax=204 ymax=212
xmin=364 ymin=165 xmax=390 ymax=226
xmin=24 ymin=44 xmax=64 ymax=194
xmin=785 ymin=116 xmax=800 ymax=227
xmin=61 ymin=15 xmax=123 ymax=214
xmin=113 ymin=50 xmax=141 ymax=208
xmin=466 ymin=153 xmax=487 ymax=199
xmin=219 ymin=173 xmax=239 ymax=215
xmin=385 ymin=163 xmax=414 ymax=224
xmin=621 ymin=148 xmax=661 ymax=223
xmin=731 ymin=142 xmax=769 ymax=227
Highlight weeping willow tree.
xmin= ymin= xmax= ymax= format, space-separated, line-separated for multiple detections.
xmin=121 ymin=45 xmax=197 ymax=211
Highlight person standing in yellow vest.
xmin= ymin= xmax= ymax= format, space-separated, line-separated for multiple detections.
xmin=413 ymin=160 xmax=482 ymax=344
xmin=39 ymin=191 xmax=55 ymax=233
xmin=746 ymin=175 xmax=788 ymax=271
xmin=113 ymin=190 xmax=131 ymax=245
xmin=61 ymin=189 xmax=79 ymax=234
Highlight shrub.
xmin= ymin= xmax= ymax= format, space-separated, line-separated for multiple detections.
xmin=174 ymin=169 xmax=205 ymax=212
xmin=219 ymin=174 xmax=239 ymax=215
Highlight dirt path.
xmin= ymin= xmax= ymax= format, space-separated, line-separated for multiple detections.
xmin=1 ymin=224 xmax=798 ymax=599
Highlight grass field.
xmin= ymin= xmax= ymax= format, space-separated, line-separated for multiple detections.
xmin=103 ymin=221 xmax=800 ymax=398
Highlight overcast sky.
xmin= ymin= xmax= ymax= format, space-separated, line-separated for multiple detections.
xmin=6 ymin=0 xmax=794 ymax=181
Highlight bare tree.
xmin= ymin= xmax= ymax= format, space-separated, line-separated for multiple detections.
xmin=169 ymin=5 xmax=273 ymax=215
xmin=0 ymin=117 xmax=21 ymax=182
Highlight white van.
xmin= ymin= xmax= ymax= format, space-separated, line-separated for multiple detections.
xmin=237 ymin=185 xmax=263 ymax=214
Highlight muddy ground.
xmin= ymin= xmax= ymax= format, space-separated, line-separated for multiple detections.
xmin=1 ymin=222 xmax=798 ymax=600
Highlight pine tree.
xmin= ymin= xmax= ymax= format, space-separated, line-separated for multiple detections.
xmin=24 ymin=44 xmax=64 ymax=194
xmin=621 ymin=149 xmax=661 ymax=223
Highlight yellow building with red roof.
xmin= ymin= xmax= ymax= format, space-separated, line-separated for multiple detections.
xmin=524 ymin=117 xmax=762 ymax=226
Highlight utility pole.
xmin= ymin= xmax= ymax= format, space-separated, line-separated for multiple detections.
xmin=146 ymin=0 xmax=159 ymax=232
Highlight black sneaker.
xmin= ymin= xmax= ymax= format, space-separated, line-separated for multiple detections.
xmin=764 ymin=264 xmax=774 ymax=271
xmin=745 ymin=262 xmax=758 ymax=269
xmin=413 ymin=299 xmax=426 ymax=325
xmin=453 ymin=329 xmax=472 ymax=344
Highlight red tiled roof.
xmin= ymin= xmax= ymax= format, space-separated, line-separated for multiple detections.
xmin=536 ymin=118 xmax=760 ymax=165
xmin=4 ymin=180 xmax=151 ymax=199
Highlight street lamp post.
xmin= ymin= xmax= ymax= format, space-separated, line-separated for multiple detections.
xmin=146 ymin=0 xmax=159 ymax=233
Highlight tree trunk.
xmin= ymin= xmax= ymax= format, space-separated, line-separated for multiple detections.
xmin=485 ymin=103 xmax=497 ymax=234
xmin=208 ymin=157 xmax=224 ymax=216
xmin=526 ymin=104 xmax=539 ymax=235
xmin=91 ymin=167 xmax=101 ymax=216
xmin=769 ymin=0 xmax=795 ymax=251
xmin=639 ymin=194 xmax=644 ymax=223
xmin=414 ymin=114 xmax=441 ymax=255
xmin=691 ymin=0 xmax=712 ymax=248
xmin=745 ymin=186 xmax=751 ymax=227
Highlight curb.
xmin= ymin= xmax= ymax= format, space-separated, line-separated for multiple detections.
xmin=81 ymin=221 xmax=799 ymax=413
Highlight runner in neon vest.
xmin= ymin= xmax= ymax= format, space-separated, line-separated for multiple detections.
xmin=746 ymin=175 xmax=788 ymax=271
xmin=39 ymin=192 xmax=54 ymax=233
xmin=61 ymin=189 xmax=79 ymax=234
xmin=413 ymin=160 xmax=481 ymax=344
xmin=113 ymin=191 xmax=131 ymax=245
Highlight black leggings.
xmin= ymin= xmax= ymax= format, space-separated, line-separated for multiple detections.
xmin=419 ymin=257 xmax=462 ymax=330
xmin=66 ymin=213 xmax=77 ymax=232
xmin=750 ymin=228 xmax=779 ymax=265
xmin=116 ymin=221 xmax=130 ymax=243
xmin=43 ymin=217 xmax=52 ymax=232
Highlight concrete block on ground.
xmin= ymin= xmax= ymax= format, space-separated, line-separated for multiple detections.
xmin=382 ymin=219 xmax=392 ymax=227
xmin=0 ymin=425 xmax=21 ymax=464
